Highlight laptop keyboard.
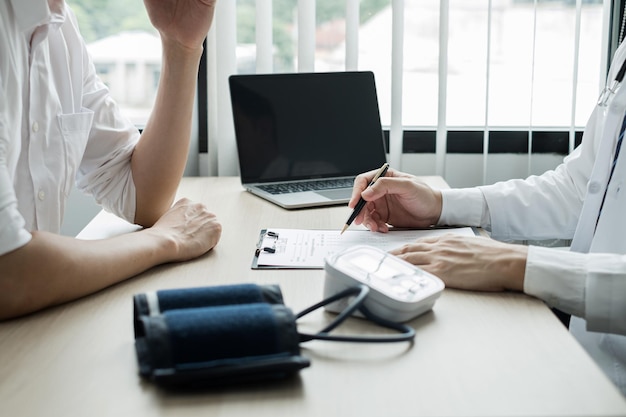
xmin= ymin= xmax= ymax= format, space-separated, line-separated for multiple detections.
xmin=258 ymin=178 xmax=354 ymax=195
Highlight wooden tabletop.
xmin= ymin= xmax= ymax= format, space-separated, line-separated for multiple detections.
xmin=1 ymin=176 xmax=625 ymax=417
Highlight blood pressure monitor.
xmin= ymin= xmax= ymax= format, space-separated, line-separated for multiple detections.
xmin=323 ymin=245 xmax=445 ymax=322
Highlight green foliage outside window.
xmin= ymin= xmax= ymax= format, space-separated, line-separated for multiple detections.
xmin=67 ymin=0 xmax=389 ymax=69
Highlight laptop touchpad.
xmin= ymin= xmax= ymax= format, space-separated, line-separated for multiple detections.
xmin=315 ymin=188 xmax=352 ymax=200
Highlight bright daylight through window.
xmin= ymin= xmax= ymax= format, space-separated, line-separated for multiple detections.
xmin=69 ymin=0 xmax=604 ymax=130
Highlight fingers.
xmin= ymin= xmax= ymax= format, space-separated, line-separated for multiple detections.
xmin=181 ymin=200 xmax=222 ymax=250
xmin=154 ymin=198 xmax=222 ymax=261
xmin=349 ymin=167 xmax=407 ymax=207
xmin=389 ymin=235 xmax=527 ymax=292
xmin=348 ymin=168 xmax=383 ymax=208
xmin=355 ymin=202 xmax=390 ymax=232
xmin=389 ymin=239 xmax=436 ymax=265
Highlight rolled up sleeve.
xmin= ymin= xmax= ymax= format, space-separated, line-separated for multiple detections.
xmin=73 ymin=23 xmax=139 ymax=224
xmin=0 ymin=74 xmax=31 ymax=255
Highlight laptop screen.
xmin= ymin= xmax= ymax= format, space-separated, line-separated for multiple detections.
xmin=229 ymin=71 xmax=387 ymax=184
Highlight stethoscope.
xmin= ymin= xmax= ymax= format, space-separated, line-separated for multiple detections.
xmin=593 ymin=52 xmax=626 ymax=232
xmin=597 ymin=57 xmax=626 ymax=107
xmin=572 ymin=44 xmax=626 ymax=250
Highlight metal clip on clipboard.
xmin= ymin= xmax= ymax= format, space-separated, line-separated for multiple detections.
xmin=255 ymin=229 xmax=279 ymax=255
xmin=252 ymin=229 xmax=283 ymax=269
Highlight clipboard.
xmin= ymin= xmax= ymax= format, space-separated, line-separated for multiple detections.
xmin=252 ymin=229 xmax=291 ymax=269
xmin=251 ymin=227 xmax=478 ymax=270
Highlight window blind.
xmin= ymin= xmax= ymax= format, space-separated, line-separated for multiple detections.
xmin=298 ymin=0 xmax=316 ymax=72
xmin=345 ymin=0 xmax=360 ymax=70
xmin=203 ymin=0 xmax=610 ymax=183
xmin=206 ymin=1 xmax=237 ymax=176
xmin=256 ymin=0 xmax=273 ymax=73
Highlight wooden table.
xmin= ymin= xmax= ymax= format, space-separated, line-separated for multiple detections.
xmin=1 ymin=176 xmax=625 ymax=417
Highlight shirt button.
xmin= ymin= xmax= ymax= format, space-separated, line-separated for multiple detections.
xmin=588 ymin=181 xmax=602 ymax=194
xmin=32 ymin=121 xmax=40 ymax=133
xmin=37 ymin=189 xmax=46 ymax=201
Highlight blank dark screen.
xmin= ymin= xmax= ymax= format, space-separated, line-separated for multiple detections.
xmin=230 ymin=71 xmax=387 ymax=183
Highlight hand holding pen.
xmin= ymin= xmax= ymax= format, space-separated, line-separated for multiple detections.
xmin=341 ymin=162 xmax=390 ymax=234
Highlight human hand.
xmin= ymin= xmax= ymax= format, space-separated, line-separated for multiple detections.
xmin=349 ymin=168 xmax=443 ymax=232
xmin=148 ymin=198 xmax=222 ymax=262
xmin=143 ymin=0 xmax=217 ymax=51
xmin=390 ymin=234 xmax=527 ymax=292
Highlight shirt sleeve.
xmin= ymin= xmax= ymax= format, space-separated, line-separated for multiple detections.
xmin=476 ymin=107 xmax=599 ymax=243
xmin=525 ymin=246 xmax=626 ymax=336
xmin=437 ymin=187 xmax=488 ymax=228
xmin=63 ymin=10 xmax=139 ymax=224
xmin=478 ymin=163 xmax=585 ymax=242
xmin=524 ymin=246 xmax=586 ymax=317
xmin=0 ymin=81 xmax=31 ymax=255
xmin=438 ymin=181 xmax=589 ymax=320
xmin=437 ymin=167 xmax=626 ymax=336
xmin=0 ymin=165 xmax=32 ymax=256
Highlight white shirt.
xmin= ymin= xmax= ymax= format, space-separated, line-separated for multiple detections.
xmin=0 ymin=0 xmax=139 ymax=256
xmin=437 ymin=40 xmax=626 ymax=394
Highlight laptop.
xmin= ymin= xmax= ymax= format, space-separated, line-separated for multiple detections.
xmin=229 ymin=71 xmax=387 ymax=209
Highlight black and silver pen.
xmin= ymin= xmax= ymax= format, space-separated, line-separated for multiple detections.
xmin=340 ymin=162 xmax=389 ymax=235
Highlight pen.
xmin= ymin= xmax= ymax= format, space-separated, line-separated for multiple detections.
xmin=341 ymin=162 xmax=389 ymax=235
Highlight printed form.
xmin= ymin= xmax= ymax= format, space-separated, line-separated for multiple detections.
xmin=254 ymin=227 xmax=476 ymax=269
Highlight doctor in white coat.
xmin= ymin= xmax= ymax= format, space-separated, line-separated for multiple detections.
xmin=349 ymin=41 xmax=626 ymax=394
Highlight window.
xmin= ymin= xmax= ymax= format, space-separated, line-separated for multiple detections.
xmin=68 ymin=0 xmax=159 ymax=127
xmin=201 ymin=0 xmax=612 ymax=184
xmin=67 ymin=0 xmax=618 ymax=185
xmin=224 ymin=1 xmax=605 ymax=129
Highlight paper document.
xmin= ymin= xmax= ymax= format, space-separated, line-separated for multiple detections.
xmin=253 ymin=227 xmax=476 ymax=269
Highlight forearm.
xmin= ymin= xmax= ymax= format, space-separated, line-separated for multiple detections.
xmin=131 ymin=41 xmax=203 ymax=226
xmin=0 ymin=229 xmax=174 ymax=320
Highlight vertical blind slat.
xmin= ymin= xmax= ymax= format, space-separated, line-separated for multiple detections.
xmin=214 ymin=0 xmax=238 ymax=176
xmin=483 ymin=0 xmax=494 ymax=186
xmin=570 ymin=0 xmax=583 ymax=154
xmin=345 ymin=0 xmax=360 ymax=71
xmin=436 ymin=0 xmax=449 ymax=177
xmin=298 ymin=0 xmax=316 ymax=72
xmin=390 ymin=0 xmax=405 ymax=170
xmin=256 ymin=0 xmax=273 ymax=73
xmin=527 ymin=0 xmax=539 ymax=177
xmin=205 ymin=25 xmax=218 ymax=176
xmin=600 ymin=0 xmax=611 ymax=93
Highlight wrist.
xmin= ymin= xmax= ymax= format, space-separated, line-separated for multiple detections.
xmin=160 ymin=37 xmax=203 ymax=64
xmin=431 ymin=189 xmax=443 ymax=225
xmin=502 ymin=244 xmax=528 ymax=292
xmin=140 ymin=227 xmax=179 ymax=265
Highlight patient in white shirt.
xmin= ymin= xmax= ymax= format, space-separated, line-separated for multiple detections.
xmin=0 ymin=0 xmax=222 ymax=319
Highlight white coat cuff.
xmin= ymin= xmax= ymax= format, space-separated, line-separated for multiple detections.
xmin=586 ymin=255 xmax=626 ymax=335
xmin=438 ymin=188 xmax=484 ymax=227
xmin=524 ymin=245 xmax=586 ymax=317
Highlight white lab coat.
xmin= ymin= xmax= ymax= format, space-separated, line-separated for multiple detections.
xmin=470 ymin=41 xmax=626 ymax=393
